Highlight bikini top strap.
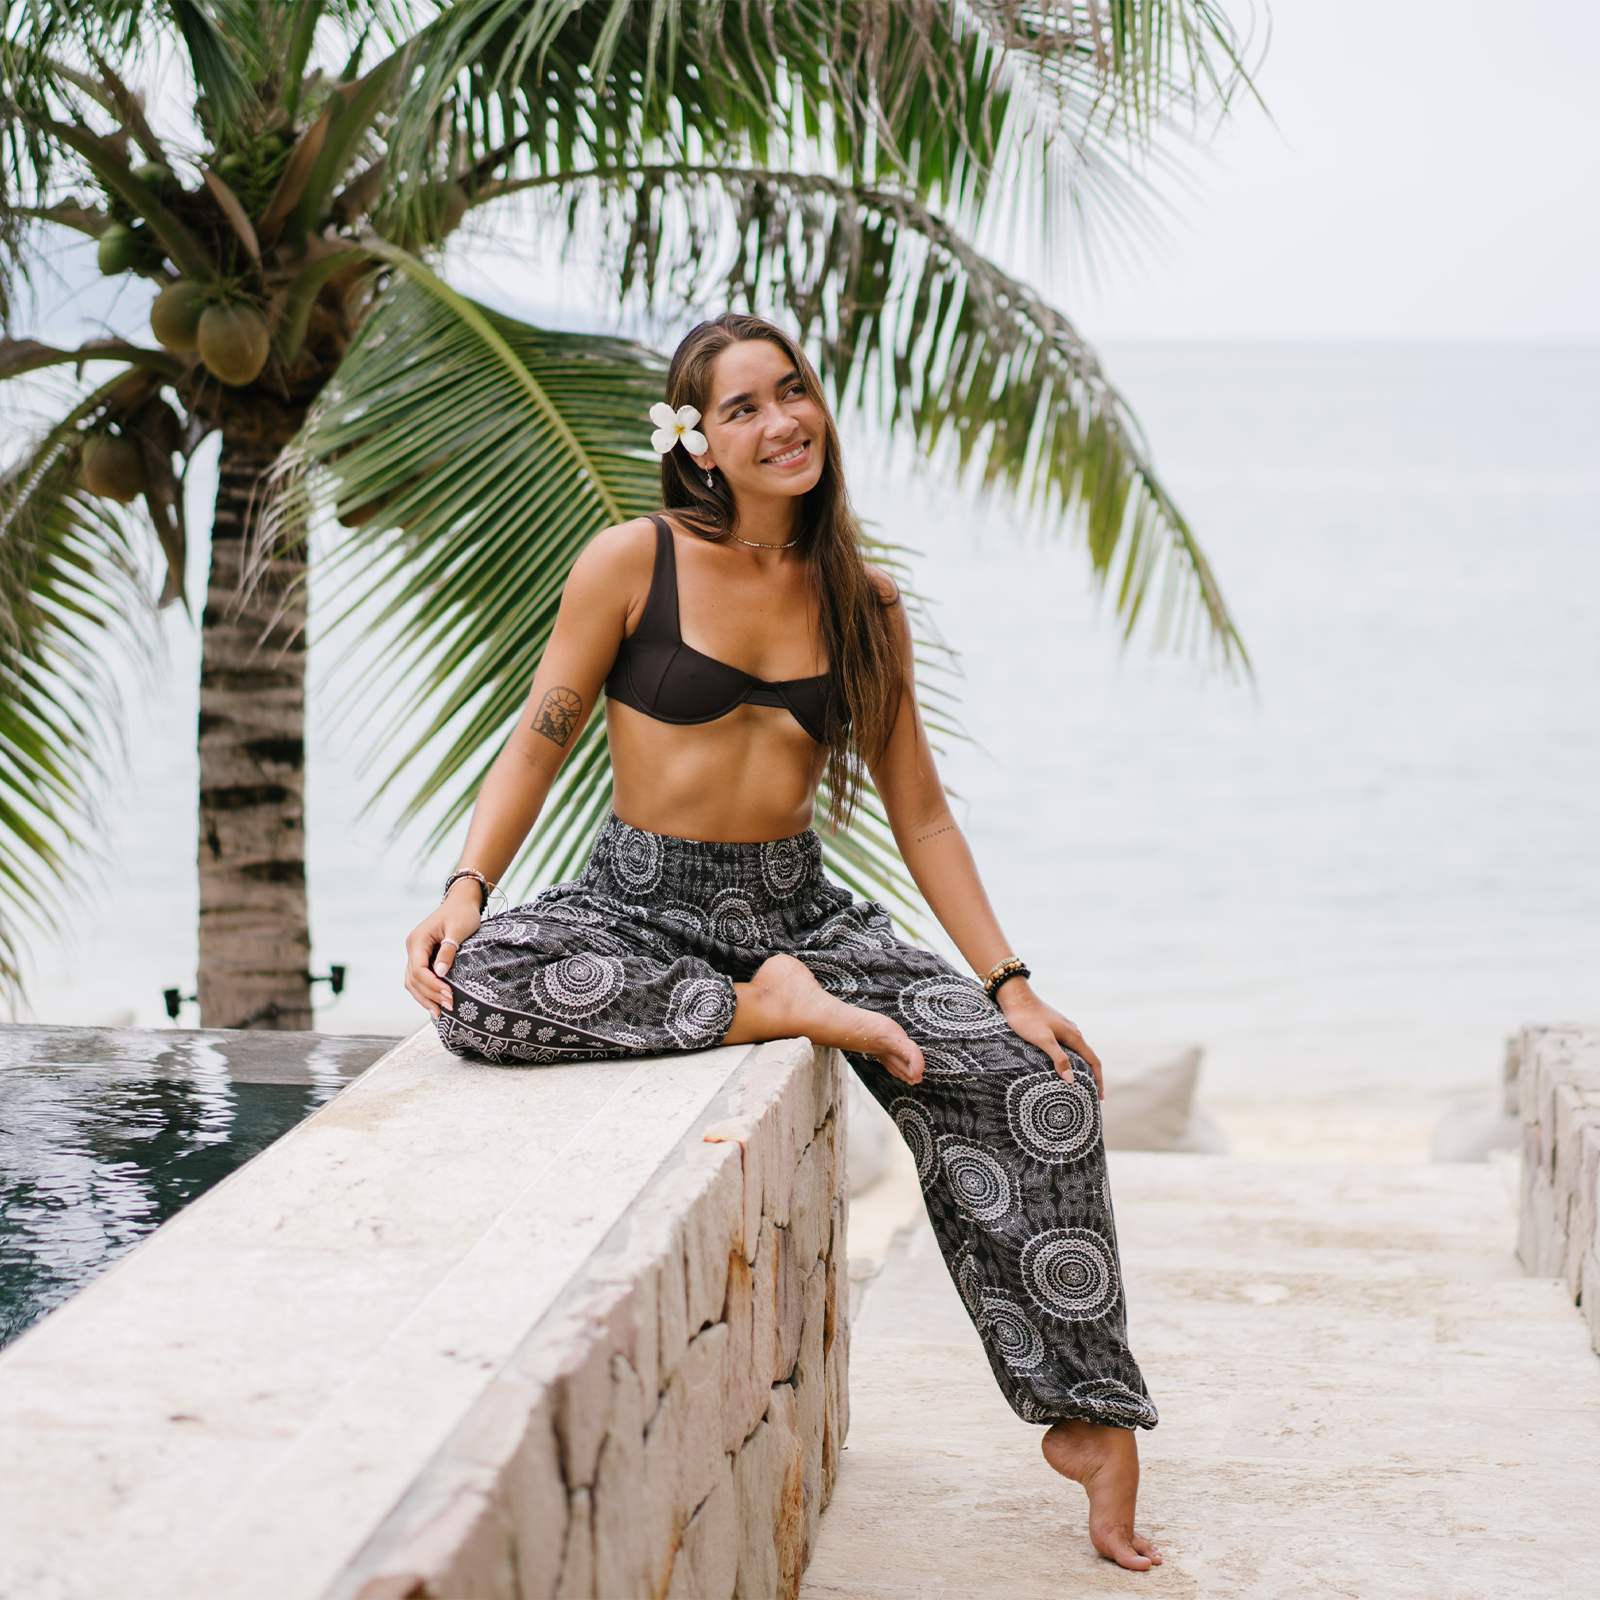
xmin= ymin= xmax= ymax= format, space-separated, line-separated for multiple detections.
xmin=630 ymin=513 xmax=682 ymax=647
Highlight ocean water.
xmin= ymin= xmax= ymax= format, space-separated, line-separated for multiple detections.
xmin=874 ymin=342 xmax=1600 ymax=1096
xmin=15 ymin=344 xmax=1600 ymax=1099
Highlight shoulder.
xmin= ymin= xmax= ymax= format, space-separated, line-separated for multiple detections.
xmin=863 ymin=563 xmax=902 ymax=606
xmin=565 ymin=516 xmax=658 ymax=594
xmin=557 ymin=517 xmax=660 ymax=631
xmin=574 ymin=515 xmax=658 ymax=577
xmin=861 ymin=563 xmax=913 ymax=664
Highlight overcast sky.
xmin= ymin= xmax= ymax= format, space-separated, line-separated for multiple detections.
xmin=1068 ymin=0 xmax=1600 ymax=342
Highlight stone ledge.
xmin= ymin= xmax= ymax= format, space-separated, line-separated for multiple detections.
xmin=1515 ymin=1022 xmax=1600 ymax=1355
xmin=0 ymin=1028 xmax=849 ymax=1600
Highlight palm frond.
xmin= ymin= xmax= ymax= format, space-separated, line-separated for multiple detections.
xmin=0 ymin=336 xmax=183 ymax=383
xmin=273 ymin=270 xmax=949 ymax=918
xmin=0 ymin=399 xmax=152 ymax=1002
xmin=1 ymin=4 xmax=177 ymax=321
xmin=393 ymin=0 xmax=995 ymax=208
xmin=965 ymin=1 xmax=1257 ymax=136
xmin=269 ymin=265 xmax=660 ymax=867
xmin=394 ymin=1 xmax=1255 ymax=226
xmin=168 ymin=0 xmax=259 ymax=134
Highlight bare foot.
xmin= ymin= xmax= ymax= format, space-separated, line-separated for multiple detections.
xmin=725 ymin=954 xmax=925 ymax=1084
xmin=1041 ymin=1420 xmax=1161 ymax=1571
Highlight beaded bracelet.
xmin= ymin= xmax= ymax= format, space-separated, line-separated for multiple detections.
xmin=982 ymin=956 xmax=1031 ymax=1001
xmin=443 ymin=868 xmax=496 ymax=912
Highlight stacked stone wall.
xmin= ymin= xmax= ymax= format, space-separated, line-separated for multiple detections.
xmin=336 ymin=1039 xmax=850 ymax=1600
xmin=1516 ymin=1023 xmax=1600 ymax=1356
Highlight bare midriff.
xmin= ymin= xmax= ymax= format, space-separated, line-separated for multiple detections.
xmin=606 ymin=698 xmax=827 ymax=843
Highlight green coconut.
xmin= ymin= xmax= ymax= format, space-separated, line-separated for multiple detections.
xmin=426 ymin=181 xmax=468 ymax=239
xmin=130 ymin=162 xmax=179 ymax=197
xmin=197 ymin=301 xmax=270 ymax=386
xmin=96 ymin=223 xmax=139 ymax=275
xmin=82 ymin=435 xmax=148 ymax=503
xmin=150 ymin=280 xmax=206 ymax=352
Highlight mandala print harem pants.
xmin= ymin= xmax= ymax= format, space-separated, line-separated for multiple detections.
xmin=436 ymin=815 xmax=1156 ymax=1431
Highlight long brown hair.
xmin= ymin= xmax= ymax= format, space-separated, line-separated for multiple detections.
xmin=659 ymin=313 xmax=901 ymax=826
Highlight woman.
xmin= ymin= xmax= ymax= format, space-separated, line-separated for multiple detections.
xmin=404 ymin=313 xmax=1161 ymax=1571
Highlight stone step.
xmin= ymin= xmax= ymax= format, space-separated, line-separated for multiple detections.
xmin=806 ymin=1152 xmax=1600 ymax=1599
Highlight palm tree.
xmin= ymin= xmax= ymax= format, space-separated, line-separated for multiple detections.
xmin=1 ymin=2 xmax=1250 ymax=1026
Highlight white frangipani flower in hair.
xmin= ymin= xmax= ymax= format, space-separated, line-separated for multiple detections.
xmin=649 ymin=403 xmax=707 ymax=457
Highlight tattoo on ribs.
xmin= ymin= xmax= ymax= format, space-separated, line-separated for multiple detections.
xmin=532 ymin=687 xmax=584 ymax=746
xmin=916 ymin=823 xmax=955 ymax=844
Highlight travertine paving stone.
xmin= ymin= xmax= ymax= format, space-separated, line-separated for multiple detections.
xmin=804 ymin=1152 xmax=1600 ymax=1599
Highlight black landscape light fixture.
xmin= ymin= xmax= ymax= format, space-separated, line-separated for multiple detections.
xmin=162 ymin=987 xmax=196 ymax=1022
xmin=162 ymin=966 xmax=346 ymax=1024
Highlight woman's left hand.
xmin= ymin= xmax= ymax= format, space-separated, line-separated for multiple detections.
xmin=995 ymin=980 xmax=1105 ymax=1097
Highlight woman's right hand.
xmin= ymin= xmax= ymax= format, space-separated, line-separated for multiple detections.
xmin=404 ymin=887 xmax=482 ymax=1017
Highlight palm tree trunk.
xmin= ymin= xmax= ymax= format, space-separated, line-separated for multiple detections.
xmin=197 ymin=433 xmax=312 ymax=1030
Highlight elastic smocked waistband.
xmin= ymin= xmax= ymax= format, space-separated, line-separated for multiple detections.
xmin=581 ymin=813 xmax=825 ymax=905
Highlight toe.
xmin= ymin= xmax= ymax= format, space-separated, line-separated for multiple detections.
xmin=1131 ymin=1534 xmax=1162 ymax=1565
xmin=1091 ymin=1523 xmax=1156 ymax=1571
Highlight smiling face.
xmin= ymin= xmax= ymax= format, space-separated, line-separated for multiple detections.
xmin=688 ymin=338 xmax=827 ymax=504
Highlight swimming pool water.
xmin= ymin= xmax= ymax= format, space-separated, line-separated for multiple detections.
xmin=0 ymin=1027 xmax=398 ymax=1348
xmin=0 ymin=1071 xmax=328 ymax=1346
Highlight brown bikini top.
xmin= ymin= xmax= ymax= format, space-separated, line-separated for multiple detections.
xmin=605 ymin=516 xmax=832 ymax=744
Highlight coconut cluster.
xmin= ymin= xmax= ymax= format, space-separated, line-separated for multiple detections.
xmin=74 ymin=82 xmax=471 ymax=511
xmin=147 ymin=279 xmax=270 ymax=387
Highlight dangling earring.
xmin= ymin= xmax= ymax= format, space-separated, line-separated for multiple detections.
xmin=704 ymin=469 xmax=715 ymax=489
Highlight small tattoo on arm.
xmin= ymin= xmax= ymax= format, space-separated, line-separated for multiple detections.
xmin=916 ymin=823 xmax=955 ymax=845
xmin=532 ymin=687 xmax=584 ymax=746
